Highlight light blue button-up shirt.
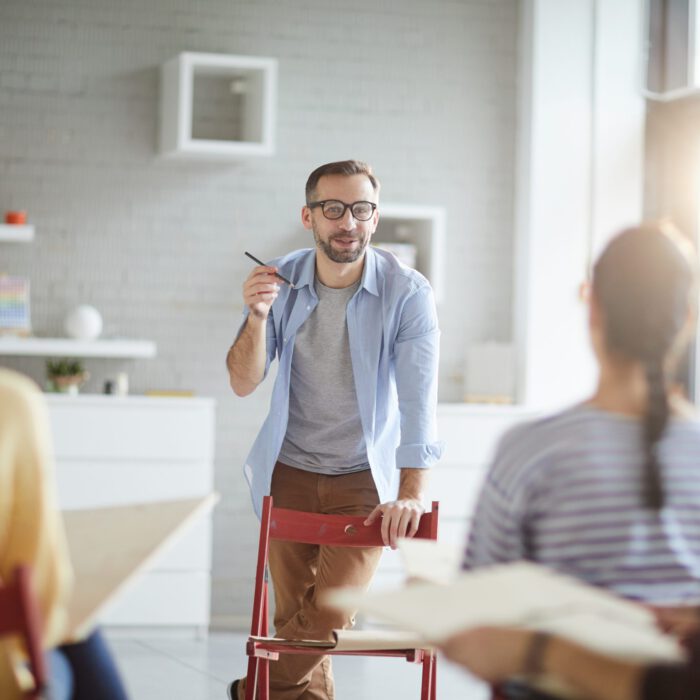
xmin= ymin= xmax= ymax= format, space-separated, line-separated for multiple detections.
xmin=239 ymin=246 xmax=443 ymax=518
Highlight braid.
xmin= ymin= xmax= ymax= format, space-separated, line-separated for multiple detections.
xmin=593 ymin=222 xmax=697 ymax=513
xmin=642 ymin=359 xmax=668 ymax=510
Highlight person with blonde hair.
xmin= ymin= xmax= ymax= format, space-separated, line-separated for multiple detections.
xmin=0 ymin=369 xmax=128 ymax=700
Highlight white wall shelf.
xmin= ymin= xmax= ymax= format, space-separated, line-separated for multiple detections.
xmin=0 ymin=337 xmax=157 ymax=358
xmin=0 ymin=224 xmax=34 ymax=242
xmin=374 ymin=204 xmax=446 ymax=302
xmin=160 ymin=52 xmax=277 ymax=159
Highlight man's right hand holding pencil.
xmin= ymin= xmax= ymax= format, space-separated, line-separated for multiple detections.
xmin=243 ymin=264 xmax=280 ymax=319
xmin=228 ymin=260 xmax=282 ymax=397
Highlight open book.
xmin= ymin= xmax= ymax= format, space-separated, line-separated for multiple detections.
xmin=325 ymin=559 xmax=685 ymax=665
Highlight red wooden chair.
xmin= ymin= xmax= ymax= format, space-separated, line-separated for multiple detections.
xmin=0 ymin=566 xmax=48 ymax=699
xmin=242 ymin=496 xmax=439 ymax=700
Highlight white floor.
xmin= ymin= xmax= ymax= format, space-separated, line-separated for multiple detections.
xmin=107 ymin=631 xmax=490 ymax=700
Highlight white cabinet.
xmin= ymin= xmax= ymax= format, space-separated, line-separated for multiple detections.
xmin=48 ymin=394 xmax=216 ymax=631
xmin=160 ymin=52 xmax=277 ymax=159
xmin=429 ymin=404 xmax=538 ymax=541
xmin=375 ymin=204 xmax=445 ymax=302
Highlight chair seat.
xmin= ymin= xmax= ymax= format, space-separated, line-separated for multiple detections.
xmin=250 ymin=628 xmax=433 ymax=652
xmin=248 ymin=632 xmax=431 ymax=662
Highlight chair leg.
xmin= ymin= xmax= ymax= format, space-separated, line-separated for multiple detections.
xmin=431 ymin=653 xmax=437 ymax=700
xmin=420 ymin=651 xmax=435 ymax=700
xmin=259 ymin=658 xmax=269 ymax=700
xmin=262 ymin=581 xmax=269 ymax=635
xmin=244 ymin=657 xmax=258 ymax=700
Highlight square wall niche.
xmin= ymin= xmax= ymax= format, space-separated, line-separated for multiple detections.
xmin=374 ymin=204 xmax=446 ymax=303
xmin=159 ymin=52 xmax=277 ymax=159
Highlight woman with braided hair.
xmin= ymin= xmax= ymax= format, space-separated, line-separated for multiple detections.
xmin=591 ymin=222 xmax=695 ymax=512
xmin=456 ymin=222 xmax=700 ymax=698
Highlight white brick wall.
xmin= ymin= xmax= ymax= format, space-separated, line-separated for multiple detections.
xmin=0 ymin=0 xmax=518 ymax=626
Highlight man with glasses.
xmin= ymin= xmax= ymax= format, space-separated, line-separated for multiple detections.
xmin=226 ymin=160 xmax=442 ymax=700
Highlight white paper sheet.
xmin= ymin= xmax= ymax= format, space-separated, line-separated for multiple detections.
xmin=397 ymin=537 xmax=461 ymax=584
xmin=326 ymin=561 xmax=684 ymax=663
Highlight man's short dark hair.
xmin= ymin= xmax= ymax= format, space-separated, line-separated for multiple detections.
xmin=305 ymin=160 xmax=381 ymax=203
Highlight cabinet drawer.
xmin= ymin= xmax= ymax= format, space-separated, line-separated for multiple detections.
xmin=101 ymin=572 xmax=210 ymax=626
xmin=49 ymin=398 xmax=214 ymax=461
xmin=141 ymin=519 xmax=212 ymax=573
xmin=56 ymin=460 xmax=212 ymax=509
xmin=438 ymin=416 xmax=512 ymax=466
xmin=437 ymin=406 xmax=537 ymax=466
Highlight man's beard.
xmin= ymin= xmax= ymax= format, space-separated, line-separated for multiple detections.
xmin=313 ymin=228 xmax=370 ymax=263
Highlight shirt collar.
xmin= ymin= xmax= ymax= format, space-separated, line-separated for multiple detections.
xmin=294 ymin=249 xmax=317 ymax=290
xmin=295 ymin=247 xmax=380 ymax=297
xmin=360 ymin=246 xmax=380 ymax=296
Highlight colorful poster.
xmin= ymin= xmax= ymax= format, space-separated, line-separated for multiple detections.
xmin=0 ymin=275 xmax=31 ymax=335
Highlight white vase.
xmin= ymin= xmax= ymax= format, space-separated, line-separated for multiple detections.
xmin=64 ymin=305 xmax=103 ymax=340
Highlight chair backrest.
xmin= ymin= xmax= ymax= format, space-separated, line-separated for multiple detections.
xmin=0 ymin=566 xmax=47 ymax=699
xmin=249 ymin=496 xmax=439 ymax=637
xmin=269 ymin=500 xmax=439 ymax=547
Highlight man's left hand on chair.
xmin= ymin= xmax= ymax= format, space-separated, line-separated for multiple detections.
xmin=364 ymin=498 xmax=425 ymax=549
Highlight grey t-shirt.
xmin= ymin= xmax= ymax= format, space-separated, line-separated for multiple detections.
xmin=277 ymin=277 xmax=370 ymax=474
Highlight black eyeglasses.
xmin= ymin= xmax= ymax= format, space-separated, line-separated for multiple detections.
xmin=307 ymin=200 xmax=377 ymax=221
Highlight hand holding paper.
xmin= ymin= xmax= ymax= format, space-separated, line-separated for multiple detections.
xmin=325 ymin=557 xmax=684 ymax=665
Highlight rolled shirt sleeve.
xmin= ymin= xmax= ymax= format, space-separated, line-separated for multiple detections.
xmin=393 ymin=284 xmax=444 ymax=468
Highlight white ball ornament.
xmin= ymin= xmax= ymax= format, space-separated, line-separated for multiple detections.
xmin=64 ymin=305 xmax=103 ymax=340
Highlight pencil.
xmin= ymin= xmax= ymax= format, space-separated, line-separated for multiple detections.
xmin=244 ymin=251 xmax=295 ymax=289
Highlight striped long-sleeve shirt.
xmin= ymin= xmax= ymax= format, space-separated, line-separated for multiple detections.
xmin=463 ymin=403 xmax=700 ymax=603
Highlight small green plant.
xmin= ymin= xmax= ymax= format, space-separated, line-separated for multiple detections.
xmin=46 ymin=358 xmax=89 ymax=394
xmin=46 ymin=358 xmax=85 ymax=377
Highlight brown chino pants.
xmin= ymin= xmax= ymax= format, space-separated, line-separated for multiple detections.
xmin=238 ymin=461 xmax=383 ymax=700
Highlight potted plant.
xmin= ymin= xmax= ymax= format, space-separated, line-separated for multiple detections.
xmin=46 ymin=358 xmax=89 ymax=395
